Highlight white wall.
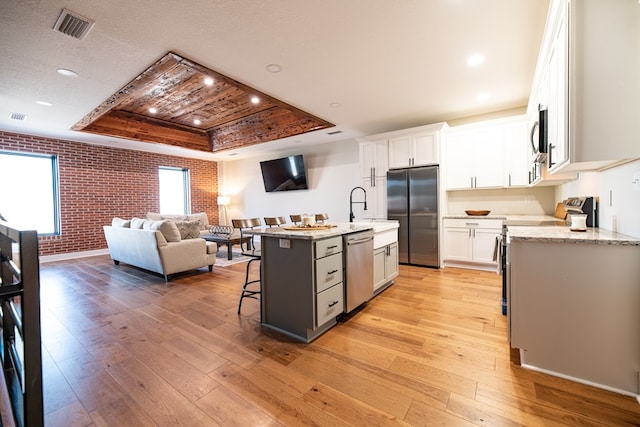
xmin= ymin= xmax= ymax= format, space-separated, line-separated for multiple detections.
xmin=557 ymin=158 xmax=640 ymax=238
xmin=219 ymin=140 xmax=361 ymax=224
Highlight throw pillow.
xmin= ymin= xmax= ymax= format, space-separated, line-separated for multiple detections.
xmin=148 ymin=220 xmax=181 ymax=243
xmin=174 ymin=220 xmax=201 ymax=240
xmin=146 ymin=212 xmax=162 ymax=221
xmin=187 ymin=212 xmax=209 ymax=230
xmin=130 ymin=217 xmax=145 ymax=229
xmin=112 ymin=217 xmax=131 ymax=228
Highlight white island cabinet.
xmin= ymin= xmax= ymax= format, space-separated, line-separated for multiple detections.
xmin=371 ymin=224 xmax=399 ymax=293
xmin=508 ymin=226 xmax=640 ymax=396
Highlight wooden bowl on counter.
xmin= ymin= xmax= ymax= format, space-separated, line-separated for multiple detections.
xmin=465 ymin=210 xmax=491 ymax=216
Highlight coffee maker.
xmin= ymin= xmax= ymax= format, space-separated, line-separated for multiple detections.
xmin=563 ymin=197 xmax=598 ymax=228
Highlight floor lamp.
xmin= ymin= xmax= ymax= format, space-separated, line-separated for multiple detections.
xmin=217 ymin=196 xmax=230 ymax=226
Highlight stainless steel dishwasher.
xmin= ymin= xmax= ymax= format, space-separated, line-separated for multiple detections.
xmin=343 ymin=229 xmax=374 ymax=313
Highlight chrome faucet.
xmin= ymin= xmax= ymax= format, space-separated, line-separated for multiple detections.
xmin=349 ymin=186 xmax=368 ymax=222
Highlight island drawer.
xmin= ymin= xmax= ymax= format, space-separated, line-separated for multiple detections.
xmin=315 ymin=236 xmax=343 ymax=258
xmin=315 ymin=252 xmax=343 ymax=293
xmin=316 ymin=283 xmax=344 ymax=327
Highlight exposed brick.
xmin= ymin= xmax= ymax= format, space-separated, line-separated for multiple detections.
xmin=1 ymin=131 xmax=219 ymax=256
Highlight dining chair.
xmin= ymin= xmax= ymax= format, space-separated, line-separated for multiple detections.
xmin=290 ymin=214 xmax=302 ymax=225
xmin=264 ymin=216 xmax=286 ymax=227
xmin=231 ymin=218 xmax=262 ymax=317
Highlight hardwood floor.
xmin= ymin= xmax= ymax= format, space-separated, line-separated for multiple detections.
xmin=39 ymin=256 xmax=640 ymax=426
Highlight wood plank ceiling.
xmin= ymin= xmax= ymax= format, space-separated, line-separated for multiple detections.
xmin=72 ymin=52 xmax=334 ymax=153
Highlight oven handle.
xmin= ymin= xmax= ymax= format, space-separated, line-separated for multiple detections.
xmin=493 ymin=234 xmax=503 ymax=273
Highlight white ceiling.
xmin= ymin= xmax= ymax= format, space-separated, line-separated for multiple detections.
xmin=0 ymin=0 xmax=549 ymax=161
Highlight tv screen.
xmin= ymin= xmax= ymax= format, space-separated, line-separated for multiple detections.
xmin=260 ymin=154 xmax=308 ymax=192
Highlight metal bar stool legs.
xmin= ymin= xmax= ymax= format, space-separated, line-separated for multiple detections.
xmin=238 ymin=256 xmax=261 ymax=317
xmin=231 ymin=218 xmax=263 ymax=320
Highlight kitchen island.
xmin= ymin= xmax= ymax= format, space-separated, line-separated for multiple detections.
xmin=507 ymin=225 xmax=640 ymax=396
xmin=248 ymin=222 xmax=398 ymax=343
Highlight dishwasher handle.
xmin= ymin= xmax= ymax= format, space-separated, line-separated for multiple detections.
xmin=347 ymin=236 xmax=373 ymax=246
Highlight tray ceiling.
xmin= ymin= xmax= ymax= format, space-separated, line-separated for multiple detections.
xmin=72 ymin=52 xmax=334 ymax=153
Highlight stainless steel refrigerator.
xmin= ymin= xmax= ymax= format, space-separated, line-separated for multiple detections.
xmin=387 ymin=166 xmax=439 ymax=267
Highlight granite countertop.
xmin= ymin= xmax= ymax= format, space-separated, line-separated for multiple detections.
xmin=444 ymin=214 xmax=560 ymax=222
xmin=245 ymin=222 xmax=373 ymax=240
xmin=507 ymin=225 xmax=640 ymax=246
xmin=444 ymin=214 xmax=508 ymax=220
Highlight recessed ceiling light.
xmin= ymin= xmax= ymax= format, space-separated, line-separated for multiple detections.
xmin=36 ymin=100 xmax=53 ymax=107
xmin=330 ymin=102 xmax=342 ymax=108
xmin=467 ymin=53 xmax=485 ymax=67
xmin=476 ymin=93 xmax=490 ymax=101
xmin=57 ymin=68 xmax=78 ymax=77
xmin=204 ymin=77 xmax=214 ymax=86
xmin=148 ymin=107 xmax=157 ymax=114
xmin=266 ymin=64 xmax=282 ymax=73
xmin=193 ymin=119 xmax=201 ymax=125
xmin=251 ymin=96 xmax=260 ymax=104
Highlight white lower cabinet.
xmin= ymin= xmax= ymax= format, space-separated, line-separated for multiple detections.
xmin=373 ymin=242 xmax=398 ymax=293
xmin=443 ymin=218 xmax=502 ymax=271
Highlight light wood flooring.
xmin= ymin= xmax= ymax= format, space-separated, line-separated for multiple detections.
xmin=39 ymin=255 xmax=640 ymax=426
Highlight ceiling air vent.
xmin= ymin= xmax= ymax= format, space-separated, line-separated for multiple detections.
xmin=327 ymin=130 xmax=343 ymax=135
xmin=9 ymin=112 xmax=27 ymax=121
xmin=53 ymin=9 xmax=95 ymax=40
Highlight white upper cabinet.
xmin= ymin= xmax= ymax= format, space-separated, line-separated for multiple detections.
xmin=446 ymin=116 xmax=528 ymax=190
xmin=503 ymin=118 xmax=529 ymax=187
xmin=385 ymin=122 xmax=446 ymax=169
xmin=388 ymin=131 xmax=439 ymax=169
xmin=358 ymin=139 xmax=388 ymax=220
xmin=359 ymin=140 xmax=388 ymax=179
xmin=529 ymin=0 xmax=640 ymax=173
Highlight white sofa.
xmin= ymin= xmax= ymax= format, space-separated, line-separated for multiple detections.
xmin=103 ymin=217 xmax=217 ymax=281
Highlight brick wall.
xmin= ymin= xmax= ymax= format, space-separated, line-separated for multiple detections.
xmin=0 ymin=131 xmax=219 ymax=256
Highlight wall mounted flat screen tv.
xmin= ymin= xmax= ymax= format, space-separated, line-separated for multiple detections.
xmin=260 ymin=154 xmax=308 ymax=192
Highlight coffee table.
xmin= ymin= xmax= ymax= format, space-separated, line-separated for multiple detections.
xmin=202 ymin=233 xmax=252 ymax=260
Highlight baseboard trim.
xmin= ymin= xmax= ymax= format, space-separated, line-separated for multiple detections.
xmin=40 ymin=248 xmax=109 ymax=263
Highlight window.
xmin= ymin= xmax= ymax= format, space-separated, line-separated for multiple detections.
xmin=158 ymin=167 xmax=190 ymax=215
xmin=0 ymin=151 xmax=60 ymax=234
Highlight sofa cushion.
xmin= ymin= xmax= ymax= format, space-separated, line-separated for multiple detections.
xmin=112 ymin=217 xmax=131 ymax=228
xmin=146 ymin=220 xmax=181 ymax=242
xmin=130 ymin=217 xmax=146 ymax=229
xmin=174 ymin=220 xmax=201 ymax=239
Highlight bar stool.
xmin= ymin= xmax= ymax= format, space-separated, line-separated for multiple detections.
xmin=264 ymin=216 xmax=286 ymax=227
xmin=290 ymin=214 xmax=302 ymax=225
xmin=231 ymin=218 xmax=262 ymax=317
xmin=315 ymin=213 xmax=329 ymax=224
